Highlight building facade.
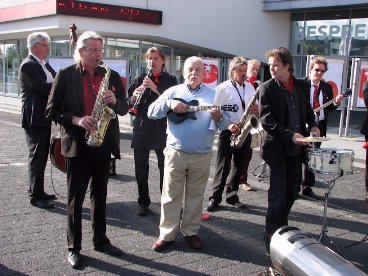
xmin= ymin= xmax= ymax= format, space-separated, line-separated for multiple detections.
xmin=1 ymin=0 xmax=368 ymax=99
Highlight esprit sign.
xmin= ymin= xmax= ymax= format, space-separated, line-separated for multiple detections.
xmin=298 ymin=24 xmax=367 ymax=40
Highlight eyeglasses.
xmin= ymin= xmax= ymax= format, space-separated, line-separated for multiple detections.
xmin=85 ymin=48 xmax=104 ymax=53
xmin=314 ymin=68 xmax=326 ymax=73
xmin=36 ymin=43 xmax=49 ymax=48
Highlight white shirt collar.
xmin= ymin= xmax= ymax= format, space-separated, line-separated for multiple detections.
xmin=31 ymin=54 xmax=45 ymax=66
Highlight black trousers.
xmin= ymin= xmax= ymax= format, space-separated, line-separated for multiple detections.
xmin=24 ymin=126 xmax=51 ymax=198
xmin=210 ymin=130 xmax=252 ymax=204
xmin=134 ymin=148 xmax=164 ymax=207
xmin=265 ymin=155 xmax=302 ymax=238
xmin=66 ymin=142 xmax=111 ymax=252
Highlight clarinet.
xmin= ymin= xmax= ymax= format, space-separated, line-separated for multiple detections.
xmin=129 ymin=67 xmax=153 ymax=116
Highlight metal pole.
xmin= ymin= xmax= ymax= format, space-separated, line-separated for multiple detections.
xmin=338 ymin=98 xmax=345 ymax=137
xmin=344 ymin=95 xmax=352 ymax=137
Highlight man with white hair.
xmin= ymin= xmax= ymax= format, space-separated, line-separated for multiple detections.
xmin=46 ymin=31 xmax=128 ymax=268
xmin=19 ymin=32 xmax=56 ymax=209
xmin=148 ymin=56 xmax=230 ymax=251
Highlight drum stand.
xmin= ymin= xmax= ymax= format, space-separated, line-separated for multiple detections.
xmin=345 ymin=233 xmax=368 ymax=248
xmin=254 ymin=161 xmax=269 ymax=181
xmin=318 ymin=175 xmax=346 ymax=258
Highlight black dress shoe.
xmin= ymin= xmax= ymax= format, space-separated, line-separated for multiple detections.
xmin=41 ymin=192 xmax=56 ymax=200
xmin=68 ymin=251 xmax=81 ymax=268
xmin=206 ymin=198 xmax=219 ymax=212
xmin=302 ymin=187 xmax=319 ymax=199
xmin=184 ymin=235 xmax=204 ymax=249
xmin=137 ymin=204 xmax=149 ymax=216
xmin=30 ymin=198 xmax=54 ymax=209
xmin=227 ymin=201 xmax=247 ymax=209
xmin=94 ymin=242 xmax=123 ymax=256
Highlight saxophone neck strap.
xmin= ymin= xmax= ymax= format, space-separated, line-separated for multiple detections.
xmin=231 ymin=80 xmax=245 ymax=111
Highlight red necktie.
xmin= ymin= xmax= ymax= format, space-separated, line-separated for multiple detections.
xmin=313 ymin=85 xmax=320 ymax=110
xmin=153 ymin=73 xmax=161 ymax=84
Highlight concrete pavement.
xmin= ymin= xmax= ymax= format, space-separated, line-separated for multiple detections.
xmin=0 ymin=95 xmax=367 ymax=275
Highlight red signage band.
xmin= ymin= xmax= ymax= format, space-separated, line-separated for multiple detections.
xmin=56 ymin=0 xmax=162 ymax=25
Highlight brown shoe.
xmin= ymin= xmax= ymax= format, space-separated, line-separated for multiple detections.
xmin=239 ymin=183 xmax=253 ymax=191
xmin=184 ymin=235 xmax=204 ymax=249
xmin=152 ymin=239 xmax=172 ymax=252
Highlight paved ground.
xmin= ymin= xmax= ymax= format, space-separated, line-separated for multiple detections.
xmin=0 ymin=96 xmax=367 ymax=275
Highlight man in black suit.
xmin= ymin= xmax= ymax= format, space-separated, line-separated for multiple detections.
xmin=360 ymin=80 xmax=368 ymax=203
xmin=19 ymin=32 xmax=57 ymax=209
xmin=301 ymin=56 xmax=343 ymax=198
xmin=259 ymin=47 xmax=319 ymax=254
xmin=128 ymin=47 xmax=177 ymax=216
xmin=46 ymin=31 xmax=128 ymax=268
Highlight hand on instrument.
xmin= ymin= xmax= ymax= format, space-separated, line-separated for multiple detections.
xmin=292 ymin=133 xmax=311 ymax=146
xmin=103 ymin=90 xmax=116 ymax=106
xmin=74 ymin=115 xmax=98 ymax=133
xmin=228 ymin=123 xmax=240 ymax=134
xmin=210 ymin=107 xmax=222 ymax=121
xmin=132 ymin=86 xmax=145 ymax=102
xmin=334 ymin=94 xmax=344 ymax=105
xmin=310 ymin=127 xmax=320 ymax=138
xmin=142 ymin=77 xmax=159 ymax=95
xmin=249 ymin=104 xmax=259 ymax=116
xmin=170 ymin=99 xmax=188 ymax=113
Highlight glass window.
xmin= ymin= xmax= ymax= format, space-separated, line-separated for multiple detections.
xmin=290 ymin=20 xmax=305 ymax=55
xmin=172 ymin=47 xmax=198 ymax=83
xmin=106 ymin=38 xmax=139 ymax=59
xmin=51 ymin=39 xmax=70 ymax=57
xmin=3 ymin=42 xmax=20 ymax=96
xmin=349 ymin=17 xmax=368 ymax=56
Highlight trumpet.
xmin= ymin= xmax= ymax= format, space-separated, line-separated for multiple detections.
xmin=129 ymin=66 xmax=153 ymax=116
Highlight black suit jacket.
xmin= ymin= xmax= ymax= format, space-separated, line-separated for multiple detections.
xmin=19 ymin=55 xmax=56 ymax=128
xmin=304 ymin=77 xmax=337 ymax=122
xmin=128 ymin=72 xmax=177 ymax=149
xmin=46 ymin=63 xmax=128 ymax=158
xmin=259 ymin=76 xmax=317 ymax=167
xmin=361 ymin=81 xmax=368 ymax=136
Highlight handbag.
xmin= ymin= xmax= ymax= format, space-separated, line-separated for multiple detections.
xmin=50 ymin=133 xmax=67 ymax=173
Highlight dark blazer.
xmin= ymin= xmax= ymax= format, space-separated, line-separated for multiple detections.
xmin=128 ymin=72 xmax=177 ymax=149
xmin=46 ymin=63 xmax=128 ymax=158
xmin=259 ymin=76 xmax=317 ymax=167
xmin=361 ymin=81 xmax=368 ymax=136
xmin=304 ymin=77 xmax=337 ymax=122
xmin=19 ymin=55 xmax=56 ymax=128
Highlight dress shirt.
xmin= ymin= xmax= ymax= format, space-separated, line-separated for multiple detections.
xmin=215 ymin=80 xmax=255 ymax=124
xmin=31 ymin=54 xmax=54 ymax=83
xmin=309 ymin=81 xmax=325 ymax=121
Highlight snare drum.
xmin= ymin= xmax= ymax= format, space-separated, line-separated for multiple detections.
xmin=307 ymin=148 xmax=354 ymax=175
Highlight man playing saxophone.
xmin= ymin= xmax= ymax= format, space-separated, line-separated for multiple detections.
xmin=206 ymin=56 xmax=258 ymax=211
xmin=46 ymin=31 xmax=128 ymax=268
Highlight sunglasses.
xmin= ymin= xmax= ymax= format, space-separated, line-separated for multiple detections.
xmin=314 ymin=68 xmax=326 ymax=73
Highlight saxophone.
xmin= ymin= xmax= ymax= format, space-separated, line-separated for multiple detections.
xmin=86 ymin=63 xmax=117 ymax=147
xmin=230 ymin=81 xmax=261 ymax=149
